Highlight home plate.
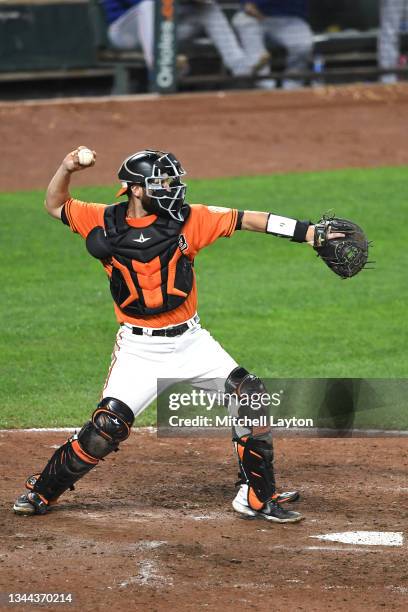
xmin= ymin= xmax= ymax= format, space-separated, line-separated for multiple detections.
xmin=310 ymin=531 xmax=404 ymax=547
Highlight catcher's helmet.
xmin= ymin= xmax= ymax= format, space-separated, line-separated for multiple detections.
xmin=116 ymin=150 xmax=187 ymax=221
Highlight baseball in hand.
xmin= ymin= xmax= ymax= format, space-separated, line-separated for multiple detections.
xmin=78 ymin=148 xmax=95 ymax=167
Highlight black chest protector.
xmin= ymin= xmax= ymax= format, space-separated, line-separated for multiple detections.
xmin=101 ymin=202 xmax=193 ymax=317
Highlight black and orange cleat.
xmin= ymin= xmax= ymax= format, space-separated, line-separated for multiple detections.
xmin=232 ymin=484 xmax=303 ymax=523
xmin=256 ymin=500 xmax=303 ymax=523
xmin=13 ymin=474 xmax=61 ymax=515
xmin=13 ymin=491 xmax=49 ymax=516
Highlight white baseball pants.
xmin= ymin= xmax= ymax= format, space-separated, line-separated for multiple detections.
xmin=102 ymin=317 xmax=238 ymax=418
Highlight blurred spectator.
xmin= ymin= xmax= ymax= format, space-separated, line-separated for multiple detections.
xmin=103 ymin=0 xmax=155 ymax=68
xmin=232 ymin=0 xmax=313 ymax=89
xmin=103 ymin=0 xmax=269 ymax=77
xmin=379 ymin=0 xmax=408 ymax=84
xmin=177 ymin=0 xmax=270 ymax=76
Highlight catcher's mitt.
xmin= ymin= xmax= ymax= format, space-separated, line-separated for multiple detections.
xmin=313 ymin=215 xmax=370 ymax=278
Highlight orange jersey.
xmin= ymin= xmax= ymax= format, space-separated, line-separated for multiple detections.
xmin=62 ymin=199 xmax=238 ymax=327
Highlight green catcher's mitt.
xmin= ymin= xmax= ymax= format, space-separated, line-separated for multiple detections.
xmin=313 ymin=215 xmax=370 ymax=278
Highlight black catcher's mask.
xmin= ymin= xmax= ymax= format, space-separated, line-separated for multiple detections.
xmin=116 ymin=150 xmax=188 ymax=222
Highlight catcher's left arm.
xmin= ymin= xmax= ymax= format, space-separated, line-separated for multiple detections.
xmin=240 ymin=210 xmax=369 ymax=278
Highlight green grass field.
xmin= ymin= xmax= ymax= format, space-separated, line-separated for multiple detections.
xmin=1 ymin=166 xmax=407 ymax=428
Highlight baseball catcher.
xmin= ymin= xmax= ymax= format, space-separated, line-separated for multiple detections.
xmin=13 ymin=147 xmax=368 ymax=522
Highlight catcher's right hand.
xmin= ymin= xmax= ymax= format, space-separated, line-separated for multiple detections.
xmin=62 ymin=146 xmax=96 ymax=173
xmin=312 ymin=215 xmax=370 ymax=279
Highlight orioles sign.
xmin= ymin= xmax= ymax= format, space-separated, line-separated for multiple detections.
xmin=154 ymin=0 xmax=177 ymax=93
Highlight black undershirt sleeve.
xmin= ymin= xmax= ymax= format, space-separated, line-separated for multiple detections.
xmin=61 ymin=205 xmax=69 ymax=226
xmin=235 ymin=210 xmax=244 ymax=230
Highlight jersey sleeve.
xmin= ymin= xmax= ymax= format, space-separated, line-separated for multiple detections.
xmin=184 ymin=205 xmax=238 ymax=255
xmin=61 ymin=198 xmax=106 ymax=239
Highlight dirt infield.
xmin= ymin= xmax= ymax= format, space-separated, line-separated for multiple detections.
xmin=1 ymin=431 xmax=407 ymax=611
xmin=1 ymin=84 xmax=408 ymax=611
xmin=1 ymin=84 xmax=408 ymax=191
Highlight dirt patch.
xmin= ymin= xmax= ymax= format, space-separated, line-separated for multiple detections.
xmin=0 ymin=431 xmax=407 ymax=611
xmin=0 ymin=84 xmax=408 ymax=192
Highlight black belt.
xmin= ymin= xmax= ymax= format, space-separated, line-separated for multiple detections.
xmin=131 ymin=316 xmax=199 ymax=337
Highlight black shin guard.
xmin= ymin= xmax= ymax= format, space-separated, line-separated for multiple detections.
xmin=32 ymin=397 xmax=134 ymax=504
xmin=235 ymin=435 xmax=276 ymax=507
xmin=31 ymin=439 xmax=98 ymax=503
xmin=226 ymin=366 xmax=276 ymax=509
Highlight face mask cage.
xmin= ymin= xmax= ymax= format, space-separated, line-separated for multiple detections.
xmin=144 ymin=153 xmax=187 ymax=221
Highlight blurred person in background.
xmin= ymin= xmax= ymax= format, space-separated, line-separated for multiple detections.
xmin=104 ymin=0 xmax=155 ymax=68
xmin=379 ymin=0 xmax=408 ymax=84
xmin=177 ymin=0 xmax=270 ymax=76
xmin=103 ymin=0 xmax=269 ymax=77
xmin=232 ymin=0 xmax=313 ymax=89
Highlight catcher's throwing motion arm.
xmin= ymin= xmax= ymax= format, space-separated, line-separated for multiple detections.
xmin=45 ymin=146 xmax=96 ymax=219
